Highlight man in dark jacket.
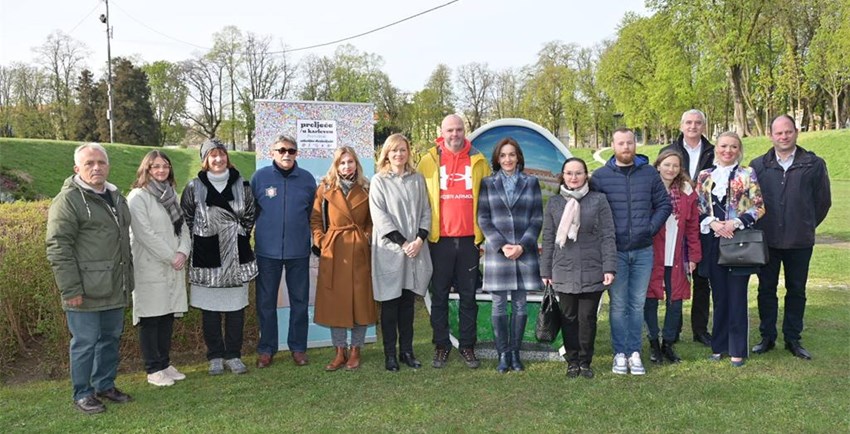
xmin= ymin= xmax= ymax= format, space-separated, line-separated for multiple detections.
xmin=750 ymin=114 xmax=831 ymax=360
xmin=46 ymin=143 xmax=134 ymax=414
xmin=591 ymin=128 xmax=671 ymax=375
xmin=251 ymin=135 xmax=317 ymax=368
xmin=660 ymin=109 xmax=714 ymax=347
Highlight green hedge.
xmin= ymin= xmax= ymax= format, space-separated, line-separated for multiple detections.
xmin=0 ymin=200 xmax=258 ymax=380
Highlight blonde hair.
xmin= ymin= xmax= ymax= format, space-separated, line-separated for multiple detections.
xmin=716 ymin=131 xmax=745 ymax=164
xmin=321 ymin=146 xmax=369 ymax=190
xmin=377 ymin=133 xmax=416 ymax=175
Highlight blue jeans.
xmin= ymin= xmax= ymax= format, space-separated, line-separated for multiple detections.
xmin=66 ymin=308 xmax=124 ymax=401
xmin=609 ymin=246 xmax=653 ymax=355
xmin=256 ymin=255 xmax=310 ymax=355
xmin=644 ymin=267 xmax=682 ymax=342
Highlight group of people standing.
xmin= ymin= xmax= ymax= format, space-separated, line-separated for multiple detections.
xmin=46 ymin=110 xmax=830 ymax=415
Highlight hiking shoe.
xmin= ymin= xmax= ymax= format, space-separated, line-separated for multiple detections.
xmin=209 ymin=358 xmax=225 ymax=375
xmin=580 ymin=365 xmax=595 ymax=379
xmin=432 ymin=347 xmax=451 ymax=368
xmin=225 ymin=358 xmax=248 ymax=374
xmin=147 ymin=370 xmax=175 ymax=387
xmin=628 ymin=352 xmax=646 ymax=375
xmin=163 ymin=365 xmax=186 ymax=381
xmin=566 ymin=363 xmax=580 ymax=378
xmin=459 ymin=348 xmax=480 ymax=369
xmin=612 ymin=353 xmax=628 ymax=375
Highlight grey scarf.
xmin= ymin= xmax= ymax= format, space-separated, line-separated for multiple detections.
xmin=145 ymin=180 xmax=183 ymax=236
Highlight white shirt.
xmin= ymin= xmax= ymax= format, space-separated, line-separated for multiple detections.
xmin=682 ymin=139 xmax=703 ymax=180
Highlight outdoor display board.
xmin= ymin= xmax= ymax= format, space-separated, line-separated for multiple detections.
xmin=254 ymin=99 xmax=376 ymax=350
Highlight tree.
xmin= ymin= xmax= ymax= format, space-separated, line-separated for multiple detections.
xmin=106 ymin=58 xmax=159 ymax=145
xmin=805 ymin=2 xmax=850 ymax=128
xmin=456 ymin=62 xmax=494 ymax=131
xmin=181 ymin=53 xmax=224 ymax=139
xmin=211 ymin=26 xmax=243 ymax=147
xmin=72 ymin=69 xmax=101 ymax=142
xmin=490 ymin=68 xmax=523 ymax=119
xmin=143 ymin=61 xmax=187 ymax=146
xmin=237 ymin=32 xmax=296 ymax=149
xmin=521 ymin=42 xmax=578 ymax=140
xmin=33 ymin=31 xmax=88 ymax=140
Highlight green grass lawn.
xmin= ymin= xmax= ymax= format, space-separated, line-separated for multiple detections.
xmin=1 ymin=278 xmax=847 ymax=432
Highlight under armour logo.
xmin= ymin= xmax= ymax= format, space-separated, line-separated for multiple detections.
xmin=440 ymin=165 xmax=473 ymax=190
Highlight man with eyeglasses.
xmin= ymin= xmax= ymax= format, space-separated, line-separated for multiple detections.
xmin=251 ymin=135 xmax=317 ymax=368
xmin=660 ymin=109 xmax=715 ymax=347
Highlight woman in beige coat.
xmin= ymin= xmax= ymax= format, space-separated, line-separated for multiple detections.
xmin=370 ymin=134 xmax=433 ymax=372
xmin=128 ymin=150 xmax=191 ymax=387
xmin=311 ymin=146 xmax=376 ymax=371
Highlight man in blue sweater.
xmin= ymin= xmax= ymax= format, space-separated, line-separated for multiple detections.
xmin=591 ymin=128 xmax=671 ymax=375
xmin=251 ymin=135 xmax=317 ymax=368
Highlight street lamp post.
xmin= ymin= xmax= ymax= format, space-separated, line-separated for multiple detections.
xmin=99 ymin=0 xmax=114 ymax=143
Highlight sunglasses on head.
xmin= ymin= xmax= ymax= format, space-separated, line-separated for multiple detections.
xmin=274 ymin=147 xmax=297 ymax=155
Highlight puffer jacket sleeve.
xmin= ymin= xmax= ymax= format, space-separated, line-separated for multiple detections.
xmin=180 ymin=180 xmax=197 ymax=233
xmin=648 ymin=173 xmax=672 ymax=236
xmin=240 ymin=180 xmax=256 ymax=233
xmin=596 ymin=195 xmax=618 ymax=274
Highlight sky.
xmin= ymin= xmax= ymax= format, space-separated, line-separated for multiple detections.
xmin=0 ymin=0 xmax=649 ymax=93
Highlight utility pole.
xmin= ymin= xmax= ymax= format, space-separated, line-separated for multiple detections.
xmin=99 ymin=0 xmax=114 ymax=143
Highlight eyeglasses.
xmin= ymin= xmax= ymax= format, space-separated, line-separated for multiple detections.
xmin=563 ymin=171 xmax=586 ymax=177
xmin=274 ymin=148 xmax=297 ymax=155
xmin=150 ymin=164 xmax=171 ymax=170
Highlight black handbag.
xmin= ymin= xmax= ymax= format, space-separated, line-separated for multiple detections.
xmin=718 ymin=228 xmax=769 ymax=267
xmin=535 ymin=283 xmax=561 ymax=343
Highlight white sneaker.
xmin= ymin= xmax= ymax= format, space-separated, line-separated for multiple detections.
xmin=612 ymin=353 xmax=628 ymax=375
xmin=224 ymin=358 xmax=248 ymax=374
xmin=628 ymin=352 xmax=646 ymax=375
xmin=163 ymin=365 xmax=186 ymax=381
xmin=147 ymin=370 xmax=175 ymax=386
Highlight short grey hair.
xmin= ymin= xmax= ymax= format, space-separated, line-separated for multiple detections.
xmin=273 ymin=134 xmax=297 ymax=149
xmin=74 ymin=143 xmax=109 ymax=166
xmin=680 ymin=109 xmax=707 ymax=125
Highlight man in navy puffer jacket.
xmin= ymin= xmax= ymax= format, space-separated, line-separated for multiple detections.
xmin=590 ymin=128 xmax=671 ymax=376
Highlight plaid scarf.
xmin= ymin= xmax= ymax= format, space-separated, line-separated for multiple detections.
xmin=669 ymin=183 xmax=682 ymax=217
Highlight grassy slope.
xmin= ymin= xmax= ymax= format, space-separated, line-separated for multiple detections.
xmin=0 ymin=139 xmax=256 ymax=197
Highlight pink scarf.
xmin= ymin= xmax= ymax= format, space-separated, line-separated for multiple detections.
xmin=556 ymin=183 xmax=589 ymax=247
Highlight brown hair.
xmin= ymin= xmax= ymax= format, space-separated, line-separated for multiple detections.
xmin=132 ymin=150 xmax=176 ymax=188
xmin=321 ymin=146 xmax=369 ymax=190
xmin=490 ymin=137 xmax=525 ymax=173
xmin=653 ymin=150 xmax=691 ymax=190
xmin=378 ymin=133 xmax=416 ymax=175
xmin=201 ymin=147 xmax=234 ymax=171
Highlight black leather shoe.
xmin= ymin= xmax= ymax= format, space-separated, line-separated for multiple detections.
xmin=96 ymin=387 xmax=132 ymax=403
xmin=752 ymin=339 xmax=776 ymax=354
xmin=385 ymin=355 xmax=399 ymax=372
xmin=693 ymin=332 xmax=712 ymax=347
xmin=74 ymin=395 xmax=106 ymax=414
xmin=662 ymin=340 xmax=682 ymax=363
xmin=399 ymin=352 xmax=422 ymax=369
xmin=785 ymin=340 xmax=812 ymax=360
xmin=648 ymin=338 xmax=663 ymax=364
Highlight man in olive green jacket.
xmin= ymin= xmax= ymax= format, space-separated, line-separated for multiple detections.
xmin=46 ymin=143 xmax=134 ymax=414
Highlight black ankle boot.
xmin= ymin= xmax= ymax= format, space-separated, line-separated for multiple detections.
xmin=662 ymin=340 xmax=682 ymax=363
xmin=496 ymin=352 xmax=512 ymax=374
xmin=509 ymin=314 xmax=527 ymax=371
xmin=385 ymin=355 xmax=399 ymax=372
xmin=649 ymin=338 xmax=663 ymax=364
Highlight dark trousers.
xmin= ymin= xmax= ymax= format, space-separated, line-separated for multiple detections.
xmin=645 ymin=267 xmax=683 ymax=342
xmin=429 ymin=236 xmax=480 ymax=349
xmin=690 ymin=272 xmax=712 ymax=336
xmin=707 ymin=262 xmax=750 ymax=358
xmin=256 ymin=255 xmax=311 ymax=354
xmin=138 ymin=314 xmax=175 ymax=374
xmin=559 ymin=291 xmax=603 ymax=366
xmin=380 ymin=289 xmax=416 ymax=356
xmin=757 ymin=247 xmax=813 ymax=342
xmin=201 ymin=308 xmax=244 ymax=360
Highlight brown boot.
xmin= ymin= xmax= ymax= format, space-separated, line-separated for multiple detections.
xmin=325 ymin=347 xmax=348 ymax=371
xmin=345 ymin=346 xmax=361 ymax=370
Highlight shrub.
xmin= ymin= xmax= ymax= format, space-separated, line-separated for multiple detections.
xmin=0 ymin=200 xmax=259 ymax=380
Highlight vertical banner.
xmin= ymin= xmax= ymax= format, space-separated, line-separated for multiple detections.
xmin=254 ymin=100 xmax=376 ymax=350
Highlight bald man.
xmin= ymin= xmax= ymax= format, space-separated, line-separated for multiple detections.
xmin=418 ymin=114 xmax=491 ymax=368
